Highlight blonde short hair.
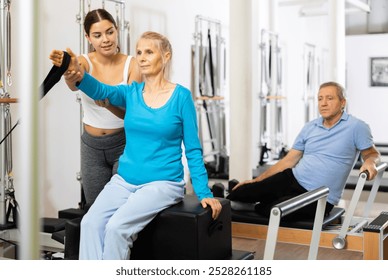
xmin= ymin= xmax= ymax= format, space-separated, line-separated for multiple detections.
xmin=138 ymin=31 xmax=172 ymax=79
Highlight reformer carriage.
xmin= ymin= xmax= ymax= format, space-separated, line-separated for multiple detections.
xmin=231 ymin=162 xmax=388 ymax=260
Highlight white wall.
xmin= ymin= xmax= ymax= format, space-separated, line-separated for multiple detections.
xmin=346 ymin=33 xmax=388 ymax=143
xmin=278 ymin=6 xmax=331 ymax=150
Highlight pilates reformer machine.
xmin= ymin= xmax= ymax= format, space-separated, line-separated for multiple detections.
xmin=192 ymin=15 xmax=228 ymax=180
xmin=302 ymin=43 xmax=320 ymax=123
xmin=0 ymin=0 xmax=17 ymax=232
xmin=257 ymin=29 xmax=287 ymax=167
xmin=0 ymin=0 xmax=19 ymax=259
xmin=231 ymin=162 xmax=388 ymax=260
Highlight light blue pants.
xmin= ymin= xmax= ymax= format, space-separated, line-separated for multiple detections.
xmin=79 ymin=174 xmax=185 ymax=260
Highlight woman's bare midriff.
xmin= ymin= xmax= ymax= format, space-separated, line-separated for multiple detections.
xmin=84 ymin=124 xmax=124 ymax=136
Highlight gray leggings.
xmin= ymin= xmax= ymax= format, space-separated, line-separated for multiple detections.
xmin=80 ymin=129 xmax=125 ymax=207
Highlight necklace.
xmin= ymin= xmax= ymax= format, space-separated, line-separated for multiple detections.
xmin=143 ymin=82 xmax=168 ymax=108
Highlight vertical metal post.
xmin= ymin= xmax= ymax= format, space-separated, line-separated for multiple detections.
xmin=78 ymin=0 xmax=86 ymax=56
xmin=17 ymin=0 xmax=40 ymax=259
xmin=308 ymin=196 xmax=326 ymax=259
xmin=118 ymin=2 xmax=126 ymax=54
xmin=263 ymin=207 xmax=281 ymax=260
xmin=0 ymin=0 xmax=10 ymax=227
xmin=363 ymin=162 xmax=387 ymax=218
xmin=332 ymin=172 xmax=368 ymax=249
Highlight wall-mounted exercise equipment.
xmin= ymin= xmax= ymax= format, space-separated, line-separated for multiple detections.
xmin=77 ymin=0 xmax=130 ymax=56
xmin=0 ymin=0 xmax=17 ymax=230
xmin=192 ymin=15 xmax=228 ymax=179
xmin=257 ymin=29 xmax=287 ymax=167
xmin=76 ymin=0 xmax=130 ymax=208
xmin=302 ymin=43 xmax=320 ymax=123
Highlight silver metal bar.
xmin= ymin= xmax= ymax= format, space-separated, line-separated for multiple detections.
xmin=303 ymin=43 xmax=316 ymax=123
xmin=261 ymin=28 xmax=278 ymax=38
xmin=4 ymin=104 xmax=11 ymax=173
xmin=78 ymin=0 xmax=87 ymax=54
xmin=105 ymin=0 xmax=125 ymax=4
xmin=349 ymin=219 xmax=368 ymax=234
xmin=195 ymin=15 xmax=221 ymax=25
xmin=0 ymin=104 xmax=5 ymax=225
xmin=263 ymin=206 xmax=281 ymax=260
xmin=335 ymin=172 xmax=367 ymax=241
xmin=346 ymin=0 xmax=371 ymax=13
xmin=363 ymin=162 xmax=388 ymax=218
xmin=17 ymin=0 xmax=41 ymax=259
xmin=258 ymin=30 xmax=269 ymax=152
xmin=333 ymin=162 xmax=388 ymax=250
xmin=5 ymin=2 xmax=10 ymax=87
xmin=276 ymin=186 xmax=329 ymax=217
xmin=0 ymin=0 xmax=11 ymax=226
xmin=263 ymin=186 xmax=329 ymax=260
xmin=193 ymin=16 xmax=202 ymax=98
xmin=115 ymin=1 xmax=126 ymax=54
xmin=77 ymin=0 xmax=87 ymax=199
xmin=0 ymin=0 xmax=9 ymax=96
xmin=308 ymin=196 xmax=326 ymax=259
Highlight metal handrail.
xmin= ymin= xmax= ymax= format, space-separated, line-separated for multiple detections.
xmin=275 ymin=185 xmax=329 ymax=217
xmin=332 ymin=162 xmax=388 ymax=250
xmin=263 ymin=186 xmax=329 ymax=260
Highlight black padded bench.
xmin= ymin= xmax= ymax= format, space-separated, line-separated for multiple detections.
xmin=131 ymin=195 xmax=236 ymax=260
xmin=46 ymin=195 xmax=254 ymax=260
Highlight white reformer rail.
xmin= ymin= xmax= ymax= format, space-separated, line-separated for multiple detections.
xmin=264 ymin=186 xmax=329 ymax=260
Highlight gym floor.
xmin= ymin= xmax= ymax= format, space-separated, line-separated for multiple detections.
xmin=232 ymin=237 xmax=363 ymax=260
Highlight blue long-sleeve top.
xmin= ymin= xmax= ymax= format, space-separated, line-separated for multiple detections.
xmin=77 ymin=72 xmax=213 ymax=201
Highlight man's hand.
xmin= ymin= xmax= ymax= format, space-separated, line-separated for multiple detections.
xmin=359 ymin=162 xmax=378 ymax=180
xmin=231 ymin=178 xmax=258 ymax=191
xmin=360 ymin=145 xmax=381 ymax=180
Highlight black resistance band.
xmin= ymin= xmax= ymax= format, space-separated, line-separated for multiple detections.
xmin=0 ymin=51 xmax=71 ymax=145
xmin=39 ymin=51 xmax=71 ymax=98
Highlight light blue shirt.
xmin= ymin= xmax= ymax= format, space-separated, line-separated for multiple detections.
xmin=77 ymin=72 xmax=213 ymax=201
xmin=292 ymin=112 xmax=374 ymax=205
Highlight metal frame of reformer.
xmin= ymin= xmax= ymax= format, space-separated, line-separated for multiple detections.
xmin=232 ymin=162 xmax=388 ymax=260
xmin=192 ymin=15 xmax=228 ymax=178
xmin=257 ymin=29 xmax=287 ymax=166
xmin=0 ymin=0 xmax=16 ymax=230
xmin=264 ymin=186 xmax=329 ymax=260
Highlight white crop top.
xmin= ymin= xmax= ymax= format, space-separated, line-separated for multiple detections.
xmin=80 ymin=54 xmax=132 ymax=129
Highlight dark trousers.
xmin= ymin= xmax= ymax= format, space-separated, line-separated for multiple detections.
xmin=227 ymin=168 xmax=333 ymax=220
